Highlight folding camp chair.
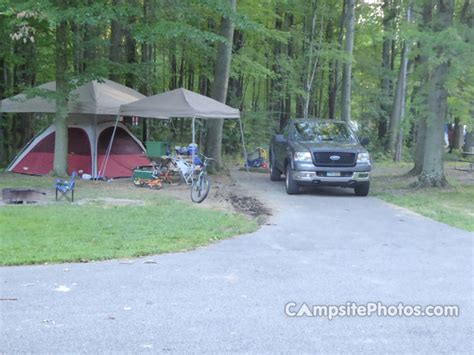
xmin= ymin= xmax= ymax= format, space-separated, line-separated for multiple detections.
xmin=55 ymin=171 xmax=77 ymax=202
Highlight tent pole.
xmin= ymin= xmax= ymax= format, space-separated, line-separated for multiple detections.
xmin=92 ymin=114 xmax=97 ymax=178
xmin=239 ymin=117 xmax=249 ymax=173
xmin=98 ymin=114 xmax=120 ymax=179
xmin=191 ymin=116 xmax=195 ymax=171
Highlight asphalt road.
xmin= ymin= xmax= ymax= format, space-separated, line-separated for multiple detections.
xmin=1 ymin=171 xmax=473 ymax=353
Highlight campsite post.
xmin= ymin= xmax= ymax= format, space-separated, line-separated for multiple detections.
xmin=192 ymin=116 xmax=195 ymax=170
xmin=239 ymin=117 xmax=249 ymax=173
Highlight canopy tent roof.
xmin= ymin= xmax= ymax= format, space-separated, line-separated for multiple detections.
xmin=119 ymin=88 xmax=240 ymax=119
xmin=1 ymin=79 xmax=146 ymax=116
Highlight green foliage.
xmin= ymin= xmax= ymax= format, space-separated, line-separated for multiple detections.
xmin=1 ymin=0 xmax=473 ymax=164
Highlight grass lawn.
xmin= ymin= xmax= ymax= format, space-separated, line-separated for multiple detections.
xmin=371 ymin=161 xmax=474 ymax=232
xmin=0 ymin=173 xmax=258 ymax=266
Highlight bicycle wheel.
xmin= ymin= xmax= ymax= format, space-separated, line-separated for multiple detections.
xmin=191 ymin=174 xmax=211 ymax=203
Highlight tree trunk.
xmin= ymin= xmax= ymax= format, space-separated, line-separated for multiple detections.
xmin=53 ymin=16 xmax=69 ymax=176
xmin=450 ymin=0 xmax=474 ymax=150
xmin=269 ymin=6 xmax=284 ymax=130
xmin=303 ymin=2 xmax=323 ymax=120
xmin=387 ymin=4 xmax=411 ymax=160
xmin=141 ymin=0 xmax=153 ymax=142
xmin=72 ymin=23 xmax=84 ymax=74
xmin=228 ymin=30 xmax=245 ymax=108
xmin=205 ymin=0 xmax=236 ymax=169
xmin=452 ymin=117 xmax=463 ymax=149
xmin=341 ymin=0 xmax=355 ymax=122
xmin=417 ymin=0 xmax=453 ymax=187
xmin=83 ymin=0 xmax=97 ymax=72
xmin=109 ymin=0 xmax=123 ymax=82
xmin=282 ymin=12 xmax=293 ymax=126
xmin=328 ymin=1 xmax=346 ymax=119
xmin=378 ymin=0 xmax=394 ymax=142
xmin=124 ymin=1 xmax=137 ymax=88
xmin=409 ymin=0 xmax=432 ymax=175
xmin=412 ymin=114 xmax=426 ymax=175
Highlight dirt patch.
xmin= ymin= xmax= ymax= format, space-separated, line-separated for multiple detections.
xmin=76 ymin=198 xmax=145 ymax=206
xmin=156 ymin=171 xmax=271 ymax=221
xmin=227 ymin=194 xmax=271 ymax=217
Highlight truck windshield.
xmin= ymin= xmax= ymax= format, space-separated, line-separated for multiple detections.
xmin=293 ymin=121 xmax=357 ymax=143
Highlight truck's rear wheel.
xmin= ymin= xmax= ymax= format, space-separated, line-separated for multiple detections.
xmin=285 ymin=168 xmax=299 ymax=194
xmin=354 ymin=182 xmax=370 ymax=196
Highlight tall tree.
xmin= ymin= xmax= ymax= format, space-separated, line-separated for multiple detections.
xmin=302 ymin=1 xmax=324 ymax=119
xmin=378 ymin=0 xmax=395 ymax=141
xmin=124 ymin=0 xmax=138 ymax=88
xmin=328 ymin=1 xmax=346 ymax=119
xmin=410 ymin=0 xmax=433 ymax=175
xmin=452 ymin=0 xmax=474 ymax=149
xmin=53 ymin=2 xmax=69 ymax=176
xmin=418 ymin=0 xmax=454 ymax=187
xmin=109 ymin=0 xmax=123 ymax=82
xmin=341 ymin=0 xmax=355 ymax=122
xmin=205 ymin=0 xmax=236 ymax=169
xmin=387 ymin=3 xmax=412 ymax=161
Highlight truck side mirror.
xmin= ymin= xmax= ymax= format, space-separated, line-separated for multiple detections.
xmin=275 ymin=134 xmax=286 ymax=143
xmin=360 ymin=137 xmax=369 ymax=146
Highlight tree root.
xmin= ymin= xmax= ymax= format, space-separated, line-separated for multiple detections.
xmin=412 ymin=172 xmax=449 ymax=189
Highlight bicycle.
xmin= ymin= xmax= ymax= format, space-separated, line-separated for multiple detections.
xmin=190 ymin=155 xmax=213 ymax=203
xmin=167 ymin=154 xmax=213 ymax=203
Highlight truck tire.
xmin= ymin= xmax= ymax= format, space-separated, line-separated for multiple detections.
xmin=269 ymin=150 xmax=282 ymax=181
xmin=285 ymin=168 xmax=299 ymax=194
xmin=354 ymin=182 xmax=370 ymax=196
xmin=270 ymin=165 xmax=282 ymax=181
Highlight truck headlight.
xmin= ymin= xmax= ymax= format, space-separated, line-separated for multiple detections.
xmin=294 ymin=152 xmax=312 ymax=162
xmin=357 ymin=152 xmax=370 ymax=164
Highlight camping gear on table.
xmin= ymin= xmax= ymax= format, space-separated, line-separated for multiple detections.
xmin=119 ymin=88 xmax=248 ymax=201
xmin=174 ymin=143 xmax=198 ymax=156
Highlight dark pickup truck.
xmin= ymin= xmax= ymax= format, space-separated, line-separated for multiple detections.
xmin=269 ymin=119 xmax=372 ymax=196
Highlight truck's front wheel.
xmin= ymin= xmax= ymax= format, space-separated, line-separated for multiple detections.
xmin=270 ymin=165 xmax=282 ymax=181
xmin=285 ymin=168 xmax=299 ymax=194
xmin=354 ymin=182 xmax=370 ymax=196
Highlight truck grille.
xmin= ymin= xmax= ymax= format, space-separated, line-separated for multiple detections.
xmin=313 ymin=152 xmax=356 ymax=167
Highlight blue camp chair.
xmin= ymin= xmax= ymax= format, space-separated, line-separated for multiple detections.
xmin=55 ymin=171 xmax=77 ymax=202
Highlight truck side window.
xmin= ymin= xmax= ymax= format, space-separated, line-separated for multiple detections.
xmin=282 ymin=124 xmax=291 ymax=140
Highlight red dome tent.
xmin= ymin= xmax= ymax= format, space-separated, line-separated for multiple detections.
xmin=7 ymin=119 xmax=149 ymax=177
xmin=2 ymin=80 xmax=151 ymax=178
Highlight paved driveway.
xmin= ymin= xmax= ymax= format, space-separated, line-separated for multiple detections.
xmin=1 ymin=171 xmax=472 ymax=353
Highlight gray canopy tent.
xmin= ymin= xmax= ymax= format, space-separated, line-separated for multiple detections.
xmin=118 ymin=88 xmax=248 ymax=171
xmin=1 ymin=79 xmax=146 ymax=178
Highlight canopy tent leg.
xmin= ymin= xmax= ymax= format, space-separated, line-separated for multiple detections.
xmin=98 ymin=114 xmax=120 ymax=179
xmin=191 ymin=116 xmax=195 ymax=171
xmin=92 ymin=114 xmax=97 ymax=178
xmin=239 ymin=117 xmax=249 ymax=173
